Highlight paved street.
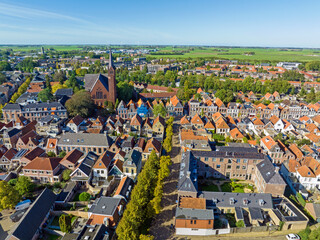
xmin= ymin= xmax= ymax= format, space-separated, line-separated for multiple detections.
xmin=150 ymin=122 xmax=181 ymax=240
xmin=0 ymin=210 xmax=16 ymax=240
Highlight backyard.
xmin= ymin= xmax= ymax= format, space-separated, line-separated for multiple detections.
xmin=200 ymin=180 xmax=255 ymax=193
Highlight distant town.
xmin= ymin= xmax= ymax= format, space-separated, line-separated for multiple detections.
xmin=0 ymin=45 xmax=320 ymax=240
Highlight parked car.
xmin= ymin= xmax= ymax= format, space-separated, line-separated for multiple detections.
xmin=286 ymin=234 xmax=300 ymax=240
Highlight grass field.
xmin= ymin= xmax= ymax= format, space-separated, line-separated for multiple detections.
xmin=0 ymin=45 xmax=86 ymax=51
xmin=153 ymin=46 xmax=320 ymax=62
xmin=1 ymin=44 xmax=320 ymax=62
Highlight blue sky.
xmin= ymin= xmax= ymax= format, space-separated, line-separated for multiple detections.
xmin=0 ymin=0 xmax=320 ymax=47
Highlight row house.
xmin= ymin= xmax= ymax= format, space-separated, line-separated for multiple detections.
xmin=2 ymin=102 xmax=67 ymax=124
xmin=57 ymin=132 xmax=113 ymax=155
xmin=22 ymin=157 xmax=63 ymax=183
xmin=260 ymin=136 xmax=285 ymax=164
xmin=166 ymin=95 xmax=184 ymax=116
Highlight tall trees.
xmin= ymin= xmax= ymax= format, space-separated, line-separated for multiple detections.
xmin=38 ymin=88 xmax=54 ymax=102
xmin=152 ymin=104 xmax=167 ymax=118
xmin=0 ymin=61 xmax=12 ymax=71
xmin=15 ymin=176 xmax=34 ymax=196
xmin=0 ymin=181 xmax=21 ymax=210
xmin=65 ymin=91 xmax=95 ymax=117
xmin=117 ymin=81 xmax=134 ymax=102
xmin=59 ymin=214 xmax=72 ymax=233
xmin=116 ymin=150 xmax=160 ymax=240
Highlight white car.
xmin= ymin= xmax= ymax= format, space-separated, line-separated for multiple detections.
xmin=286 ymin=234 xmax=300 ymax=240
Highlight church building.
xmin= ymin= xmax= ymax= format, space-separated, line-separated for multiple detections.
xmin=84 ymin=51 xmax=117 ymax=106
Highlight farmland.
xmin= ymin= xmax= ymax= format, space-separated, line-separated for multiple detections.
xmin=153 ymin=46 xmax=320 ymax=62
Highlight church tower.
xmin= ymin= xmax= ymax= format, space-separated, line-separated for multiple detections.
xmin=108 ymin=50 xmax=117 ymax=104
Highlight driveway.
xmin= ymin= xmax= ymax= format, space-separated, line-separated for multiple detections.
xmin=149 ymin=122 xmax=181 ymax=240
xmin=0 ymin=210 xmax=16 ymax=239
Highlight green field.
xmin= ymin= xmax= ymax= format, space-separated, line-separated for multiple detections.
xmin=0 ymin=45 xmax=88 ymax=52
xmin=1 ymin=45 xmax=320 ymax=62
xmin=153 ymin=46 xmax=320 ymax=62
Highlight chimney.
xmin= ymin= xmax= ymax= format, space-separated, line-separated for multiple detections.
xmin=186 ymin=171 xmax=191 ymax=178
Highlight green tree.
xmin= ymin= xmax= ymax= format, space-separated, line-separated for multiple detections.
xmin=59 ymin=214 xmax=72 ymax=233
xmin=38 ymin=88 xmax=54 ymax=102
xmin=59 ymin=151 xmax=67 ymax=158
xmin=0 ymin=181 xmax=21 ymax=210
xmin=47 ymin=151 xmax=56 ymax=157
xmin=242 ymin=137 xmax=248 ymax=143
xmin=0 ymin=61 xmax=12 ymax=71
xmin=79 ymin=192 xmax=91 ymax=201
xmin=65 ymin=91 xmax=95 ymax=117
xmin=0 ymin=73 xmax=7 ymax=84
xmin=299 ymin=87 xmax=307 ymax=97
xmin=139 ymin=234 xmax=154 ymax=240
xmin=117 ymin=81 xmax=134 ymax=102
xmin=15 ymin=176 xmax=34 ymax=196
xmin=153 ymin=104 xmax=167 ymax=118
xmin=62 ymin=169 xmax=72 ymax=181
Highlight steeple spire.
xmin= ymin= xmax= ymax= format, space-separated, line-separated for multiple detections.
xmin=109 ymin=49 xmax=114 ymax=70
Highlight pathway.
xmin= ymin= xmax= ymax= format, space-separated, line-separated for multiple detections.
xmin=149 ymin=122 xmax=181 ymax=240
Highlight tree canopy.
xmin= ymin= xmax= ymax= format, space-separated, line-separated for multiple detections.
xmin=152 ymin=103 xmax=167 ymax=118
xmin=0 ymin=181 xmax=21 ymax=210
xmin=65 ymin=91 xmax=95 ymax=117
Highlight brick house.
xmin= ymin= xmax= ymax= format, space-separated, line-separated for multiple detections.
xmin=22 ymin=157 xmax=63 ymax=183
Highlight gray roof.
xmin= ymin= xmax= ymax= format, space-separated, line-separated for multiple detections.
xmin=58 ymin=133 xmax=113 ymax=148
xmin=10 ymin=188 xmax=56 ymax=240
xmin=54 ymin=88 xmax=73 ymax=96
xmin=235 ymin=207 xmax=244 ymax=220
xmin=249 ymin=207 xmax=264 ymax=220
xmin=273 ymin=198 xmax=308 ymax=222
xmin=200 ymin=192 xmax=273 ymax=209
xmin=123 ymin=150 xmax=141 ymax=168
xmin=74 ymin=152 xmax=99 ymax=177
xmin=191 ymin=146 xmax=265 ymax=160
xmin=175 ymin=207 xmax=214 ymax=220
xmin=89 ymin=196 xmax=121 ymax=216
xmin=84 ymin=74 xmax=109 ymax=92
xmin=178 ymin=151 xmax=198 ymax=193
xmin=3 ymin=103 xmax=21 ymax=111
xmin=16 ymin=92 xmax=38 ymax=103
xmin=256 ymin=160 xmax=286 ymax=185
xmin=56 ymin=182 xmax=77 ymax=202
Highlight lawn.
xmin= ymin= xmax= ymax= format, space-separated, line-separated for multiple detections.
xmin=221 ymin=182 xmax=232 ymax=192
xmin=201 ymin=184 xmax=219 ymax=192
xmin=50 ymin=216 xmax=60 ymax=227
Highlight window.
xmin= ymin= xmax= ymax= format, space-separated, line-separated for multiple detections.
xmin=212 ymin=158 xmax=216 ymax=162
xmin=220 ymin=159 xmax=224 ymax=163
xmin=236 ymin=159 xmax=241 ymax=163
xmin=228 ymin=159 xmax=232 ymax=163
xmin=227 ymin=165 xmax=231 ymax=169
xmin=242 ymin=166 xmax=246 ymax=170
xmin=205 ymin=157 xmax=208 ymax=162
xmin=243 ymin=159 xmax=248 ymax=163
xmin=236 ymin=166 xmax=240 ymax=169
xmin=217 ymin=165 xmax=221 ymax=169
xmin=96 ymin=91 xmax=103 ymax=99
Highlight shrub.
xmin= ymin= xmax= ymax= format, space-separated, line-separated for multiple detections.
xmin=79 ymin=192 xmax=91 ymax=201
xmin=236 ymin=220 xmax=245 ymax=228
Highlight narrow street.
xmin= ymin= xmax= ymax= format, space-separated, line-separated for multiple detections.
xmin=150 ymin=122 xmax=181 ymax=240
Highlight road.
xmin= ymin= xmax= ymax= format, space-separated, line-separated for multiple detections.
xmin=149 ymin=122 xmax=181 ymax=240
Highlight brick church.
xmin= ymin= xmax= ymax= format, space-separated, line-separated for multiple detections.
xmin=84 ymin=51 xmax=117 ymax=106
